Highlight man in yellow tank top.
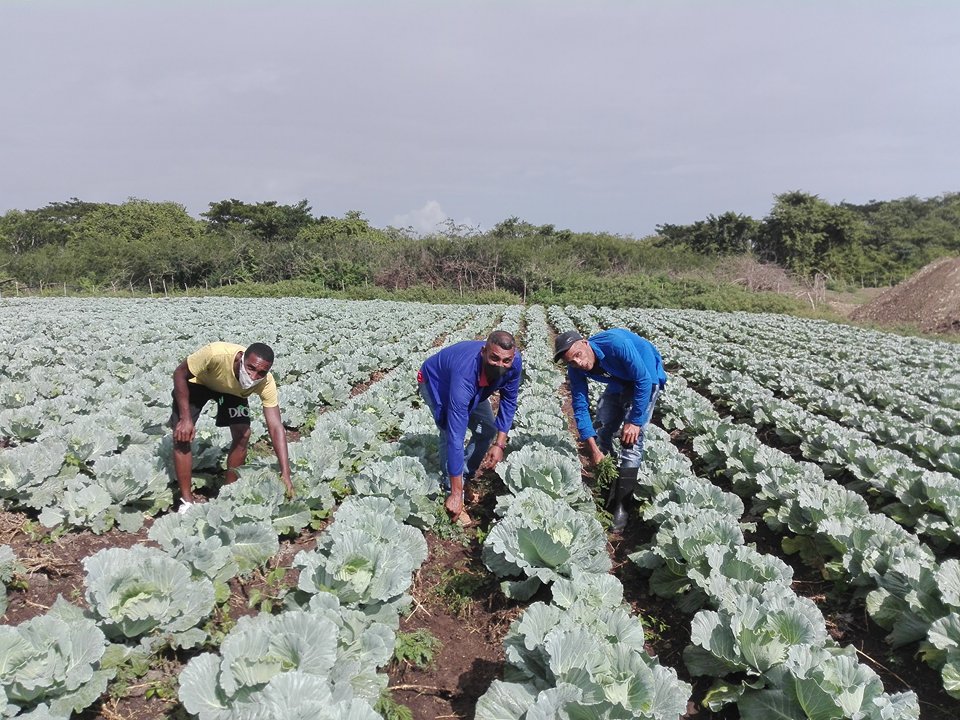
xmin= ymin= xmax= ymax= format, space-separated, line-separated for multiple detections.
xmin=169 ymin=341 xmax=294 ymax=511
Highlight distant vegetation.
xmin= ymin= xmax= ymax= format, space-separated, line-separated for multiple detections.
xmin=656 ymin=191 xmax=960 ymax=287
xmin=1 ymin=191 xmax=956 ymax=311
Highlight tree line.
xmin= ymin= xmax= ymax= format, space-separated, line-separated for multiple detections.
xmin=0 ymin=191 xmax=956 ymax=308
xmin=655 ymin=191 xmax=960 ymax=286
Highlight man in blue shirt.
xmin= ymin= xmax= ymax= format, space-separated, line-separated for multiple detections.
xmin=419 ymin=330 xmax=522 ymax=521
xmin=554 ymin=328 xmax=667 ymax=533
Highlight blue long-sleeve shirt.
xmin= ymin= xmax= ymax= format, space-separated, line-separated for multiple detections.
xmin=568 ymin=329 xmax=667 ymax=441
xmin=419 ymin=340 xmax=522 ymax=477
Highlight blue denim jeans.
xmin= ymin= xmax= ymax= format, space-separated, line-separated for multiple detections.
xmin=419 ymin=383 xmax=497 ymax=492
xmin=596 ymin=384 xmax=662 ymax=470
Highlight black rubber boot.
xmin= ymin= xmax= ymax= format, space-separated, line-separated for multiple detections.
xmin=608 ymin=467 xmax=639 ymax=534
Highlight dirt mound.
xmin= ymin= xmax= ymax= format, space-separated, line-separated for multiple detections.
xmin=851 ymin=256 xmax=960 ymax=334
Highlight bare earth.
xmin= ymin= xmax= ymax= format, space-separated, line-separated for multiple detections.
xmin=851 ymin=256 xmax=960 ymax=334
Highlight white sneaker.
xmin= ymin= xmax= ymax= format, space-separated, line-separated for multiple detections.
xmin=177 ymin=500 xmax=194 ymax=514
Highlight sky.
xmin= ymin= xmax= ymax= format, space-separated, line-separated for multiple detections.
xmin=1 ymin=1 xmax=958 ymax=237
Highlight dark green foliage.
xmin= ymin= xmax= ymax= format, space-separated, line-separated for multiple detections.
xmin=0 ymin=198 xmax=102 ymax=254
xmin=376 ymin=692 xmax=414 ymax=720
xmin=202 ymin=198 xmax=316 ymax=242
xmin=392 ymin=629 xmax=442 ymax=668
xmin=2 ymin=191 xmax=954 ymax=306
xmin=594 ymin=456 xmax=619 ymax=494
xmin=656 ymin=191 xmax=960 ymax=285
xmin=431 ymin=565 xmax=491 ymax=617
xmin=657 ymin=211 xmax=758 ymax=256
xmin=755 ymin=191 xmax=865 ymax=278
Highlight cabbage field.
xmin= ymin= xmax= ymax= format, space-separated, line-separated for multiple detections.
xmin=1 ymin=297 xmax=959 ymax=719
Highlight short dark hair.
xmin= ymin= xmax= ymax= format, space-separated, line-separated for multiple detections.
xmin=486 ymin=330 xmax=515 ymax=351
xmin=245 ymin=342 xmax=275 ymax=364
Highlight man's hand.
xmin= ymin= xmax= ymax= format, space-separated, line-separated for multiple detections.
xmin=480 ymin=432 xmax=509 ymax=472
xmin=173 ymin=418 xmax=196 ymax=444
xmin=445 ymin=475 xmax=464 ymax=519
xmin=282 ymin=474 xmax=296 ymax=499
xmin=621 ymin=422 xmax=641 ymax=447
xmin=589 ymin=447 xmax=606 ymax=466
xmin=583 ymin=437 xmax=605 ymax=467
xmin=480 ymin=445 xmax=504 ymax=471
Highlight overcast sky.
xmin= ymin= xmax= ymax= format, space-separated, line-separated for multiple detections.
xmin=1 ymin=1 xmax=957 ymax=237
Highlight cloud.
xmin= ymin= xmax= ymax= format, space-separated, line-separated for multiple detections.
xmin=392 ymin=200 xmax=462 ymax=235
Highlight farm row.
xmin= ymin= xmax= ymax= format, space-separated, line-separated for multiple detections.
xmin=1 ymin=298 xmax=958 ymax=719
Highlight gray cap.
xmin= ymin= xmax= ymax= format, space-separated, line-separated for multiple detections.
xmin=553 ymin=330 xmax=583 ymax=361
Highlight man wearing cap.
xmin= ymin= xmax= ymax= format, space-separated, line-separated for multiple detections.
xmin=418 ymin=330 xmax=522 ymax=522
xmin=170 ymin=341 xmax=294 ymax=511
xmin=554 ymin=328 xmax=666 ymax=533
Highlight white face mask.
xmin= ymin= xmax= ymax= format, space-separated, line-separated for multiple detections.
xmin=238 ymin=354 xmax=266 ymax=389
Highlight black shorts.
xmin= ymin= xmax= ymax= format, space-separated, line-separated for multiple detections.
xmin=170 ymin=383 xmax=251 ymax=427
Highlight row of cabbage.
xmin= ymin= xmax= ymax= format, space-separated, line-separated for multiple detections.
xmin=645 ymin=317 xmax=960 ymax=548
xmin=0 ymin=297 xmax=475 ymax=534
xmin=0 ymin=300 xmax=504 ymax=718
xmin=631 ymin=422 xmax=919 ymax=717
xmin=584 ymin=306 xmax=960 ymax=702
xmin=558 ymin=305 xmax=922 ymax=716
xmin=671 ymin=310 xmax=960 ymax=431
xmin=175 ymin=304 xmax=514 ymax=719
xmin=475 ymin=305 xmax=692 ymax=719
xmin=661 ymin=311 xmax=960 ymax=478
xmin=684 ymin=311 xmax=960 ymax=399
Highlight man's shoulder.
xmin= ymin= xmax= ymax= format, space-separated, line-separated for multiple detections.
xmin=597 ymin=328 xmax=648 ymax=351
xmin=596 ymin=328 xmax=633 ymax=341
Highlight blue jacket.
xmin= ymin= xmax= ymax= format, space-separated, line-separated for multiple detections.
xmin=568 ymin=329 xmax=667 ymax=441
xmin=420 ymin=340 xmax=522 ymax=476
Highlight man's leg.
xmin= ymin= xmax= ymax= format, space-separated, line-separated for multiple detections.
xmin=173 ymin=440 xmax=196 ymax=502
xmin=419 ymin=383 xmax=449 ymax=491
xmin=217 ymin=395 xmax=252 ymax=485
xmin=610 ymin=386 xmax=661 ymax=533
xmin=620 ymin=384 xmax=661 ymax=470
xmin=463 ymin=399 xmax=497 ymax=480
xmin=169 ymin=385 xmax=209 ymax=504
xmin=225 ymin=424 xmax=252 ymax=484
xmin=595 ymin=386 xmax=628 ymax=456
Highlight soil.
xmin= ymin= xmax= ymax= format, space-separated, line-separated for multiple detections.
xmin=387 ymin=528 xmax=521 ymax=719
xmin=851 ymin=256 xmax=960 ymax=335
xmin=350 ymin=369 xmax=389 ymax=398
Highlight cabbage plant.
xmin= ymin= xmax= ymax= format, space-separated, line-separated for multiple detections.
xmin=0 ymin=598 xmax=114 ymax=719
xmin=482 ymin=488 xmax=610 ymax=600
xmin=715 ymin=644 xmax=921 ymax=719
xmin=216 ymin=469 xmax=312 ymax=535
xmin=0 ymin=440 xmax=68 ymax=510
xmin=294 ymin=496 xmax=427 ymax=614
xmin=475 ymin=571 xmax=691 ymax=719
xmin=37 ymin=444 xmax=173 ymax=533
xmin=179 ymin=602 xmax=388 ymax=720
xmin=348 ymin=455 xmax=439 ymax=528
xmin=494 ymin=443 xmax=592 ymax=512
xmin=83 ymin=545 xmax=215 ymax=650
xmin=685 ymin=584 xmax=828 ymax=678
xmin=149 ymin=494 xmax=281 ymax=595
